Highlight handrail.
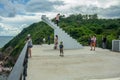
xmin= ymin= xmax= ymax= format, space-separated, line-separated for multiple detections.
xmin=8 ymin=42 xmax=29 ymax=80
xmin=41 ymin=15 xmax=57 ymax=29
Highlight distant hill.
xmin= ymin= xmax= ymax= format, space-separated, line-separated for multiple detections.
xmin=1 ymin=14 xmax=120 ymax=66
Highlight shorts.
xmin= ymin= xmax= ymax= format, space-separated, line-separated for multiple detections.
xmin=28 ymin=45 xmax=33 ymax=48
xmin=91 ymin=42 xmax=96 ymax=47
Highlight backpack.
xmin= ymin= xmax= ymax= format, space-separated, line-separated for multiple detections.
xmin=60 ymin=45 xmax=63 ymax=48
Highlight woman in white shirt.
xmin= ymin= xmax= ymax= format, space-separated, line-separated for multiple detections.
xmin=27 ymin=34 xmax=33 ymax=57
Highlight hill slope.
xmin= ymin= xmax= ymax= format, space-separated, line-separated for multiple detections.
xmin=1 ymin=21 xmax=54 ymax=66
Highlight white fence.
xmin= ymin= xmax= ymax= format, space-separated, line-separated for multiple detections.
xmin=112 ymin=40 xmax=120 ymax=52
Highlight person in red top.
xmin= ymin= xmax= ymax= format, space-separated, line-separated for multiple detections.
xmin=55 ymin=13 xmax=60 ymax=26
xmin=90 ymin=35 xmax=96 ymax=51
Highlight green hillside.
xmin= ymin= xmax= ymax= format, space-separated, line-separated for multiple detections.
xmin=58 ymin=14 xmax=120 ymax=48
xmin=1 ymin=14 xmax=120 ymax=66
xmin=1 ymin=22 xmax=54 ymax=66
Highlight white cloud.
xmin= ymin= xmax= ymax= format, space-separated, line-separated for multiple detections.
xmin=55 ymin=0 xmax=120 ymax=11
xmin=0 ymin=14 xmax=42 ymax=36
xmin=0 ymin=23 xmax=20 ymax=36
xmin=0 ymin=0 xmax=120 ymax=36
xmin=53 ymin=0 xmax=120 ymax=18
xmin=59 ymin=0 xmax=120 ymax=8
xmin=0 ymin=0 xmax=120 ymax=18
xmin=2 ymin=15 xmax=40 ymax=24
xmin=25 ymin=0 xmax=64 ymax=12
xmin=0 ymin=0 xmax=16 ymax=17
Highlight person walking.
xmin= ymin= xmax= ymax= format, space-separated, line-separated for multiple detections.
xmin=88 ymin=36 xmax=91 ymax=46
xmin=55 ymin=13 xmax=60 ymax=26
xmin=102 ymin=36 xmax=107 ymax=49
xmin=54 ymin=35 xmax=58 ymax=49
xmin=59 ymin=41 xmax=64 ymax=57
xmin=90 ymin=35 xmax=96 ymax=51
xmin=48 ymin=35 xmax=50 ymax=45
xmin=27 ymin=34 xmax=33 ymax=58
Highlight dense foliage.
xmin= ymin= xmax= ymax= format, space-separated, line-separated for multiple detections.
xmin=58 ymin=14 xmax=120 ymax=48
xmin=1 ymin=14 xmax=120 ymax=65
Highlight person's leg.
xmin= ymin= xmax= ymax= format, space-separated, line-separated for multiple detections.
xmin=60 ymin=49 xmax=62 ymax=56
xmin=62 ymin=49 xmax=64 ymax=57
xmin=29 ymin=48 xmax=32 ymax=57
xmin=59 ymin=50 xmax=61 ymax=56
xmin=56 ymin=43 xmax=58 ymax=49
xmin=90 ymin=43 xmax=92 ymax=50
xmin=104 ymin=43 xmax=106 ymax=49
xmin=102 ymin=42 xmax=104 ymax=49
xmin=93 ymin=43 xmax=96 ymax=51
xmin=56 ymin=20 xmax=58 ymax=26
xmin=49 ymin=40 xmax=50 ymax=45
xmin=55 ymin=45 xmax=57 ymax=49
xmin=54 ymin=44 xmax=56 ymax=49
xmin=102 ymin=42 xmax=105 ymax=49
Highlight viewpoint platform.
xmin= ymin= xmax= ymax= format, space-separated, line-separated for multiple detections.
xmin=26 ymin=44 xmax=120 ymax=80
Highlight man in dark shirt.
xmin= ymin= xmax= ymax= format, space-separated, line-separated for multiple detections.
xmin=48 ymin=36 xmax=50 ymax=45
xmin=102 ymin=36 xmax=107 ymax=49
xmin=59 ymin=41 xmax=64 ymax=57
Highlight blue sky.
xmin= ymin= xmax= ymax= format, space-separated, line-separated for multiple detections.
xmin=0 ymin=0 xmax=120 ymax=36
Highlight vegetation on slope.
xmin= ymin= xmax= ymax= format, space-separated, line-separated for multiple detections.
xmin=1 ymin=22 xmax=54 ymax=66
xmin=58 ymin=14 xmax=120 ymax=48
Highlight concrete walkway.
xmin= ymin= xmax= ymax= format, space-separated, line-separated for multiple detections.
xmin=26 ymin=44 xmax=120 ymax=80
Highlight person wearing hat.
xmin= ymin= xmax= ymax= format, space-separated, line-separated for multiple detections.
xmin=27 ymin=34 xmax=33 ymax=58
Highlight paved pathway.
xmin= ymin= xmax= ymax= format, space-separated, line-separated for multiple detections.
xmin=26 ymin=44 xmax=120 ymax=80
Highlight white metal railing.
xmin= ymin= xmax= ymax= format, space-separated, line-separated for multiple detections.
xmin=8 ymin=42 xmax=29 ymax=80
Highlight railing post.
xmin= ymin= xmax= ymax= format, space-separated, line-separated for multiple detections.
xmin=20 ymin=74 xmax=22 ymax=80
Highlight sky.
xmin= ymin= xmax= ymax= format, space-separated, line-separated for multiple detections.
xmin=0 ymin=0 xmax=120 ymax=36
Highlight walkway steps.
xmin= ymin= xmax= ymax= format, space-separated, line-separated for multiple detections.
xmin=41 ymin=15 xmax=83 ymax=49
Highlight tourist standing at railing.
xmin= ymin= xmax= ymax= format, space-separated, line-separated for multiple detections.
xmin=48 ymin=35 xmax=50 ymax=45
xmin=102 ymin=36 xmax=107 ymax=49
xmin=88 ymin=35 xmax=92 ymax=46
xmin=54 ymin=35 xmax=58 ymax=49
xmin=90 ymin=35 xmax=96 ymax=51
xmin=27 ymin=34 xmax=33 ymax=58
xmin=55 ymin=13 xmax=60 ymax=26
